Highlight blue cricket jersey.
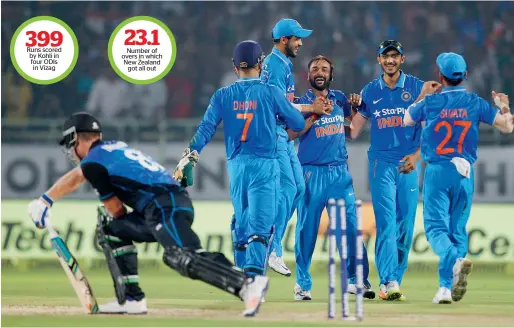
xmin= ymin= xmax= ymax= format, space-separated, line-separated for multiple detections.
xmin=295 ymin=89 xmax=352 ymax=166
xmin=358 ymin=71 xmax=424 ymax=163
xmin=189 ymin=77 xmax=305 ymax=159
xmin=261 ymin=48 xmax=296 ymax=151
xmin=407 ymin=86 xmax=498 ymax=164
xmin=81 ymin=140 xmax=178 ymax=212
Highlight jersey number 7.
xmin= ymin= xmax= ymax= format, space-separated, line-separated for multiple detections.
xmin=237 ymin=113 xmax=254 ymax=142
xmin=434 ymin=120 xmax=471 ymax=155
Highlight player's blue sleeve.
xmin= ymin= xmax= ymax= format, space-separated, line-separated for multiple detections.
xmin=189 ymin=90 xmax=222 ymax=153
xmin=477 ymin=97 xmax=499 ymax=125
xmin=336 ymin=92 xmax=352 ymax=117
xmin=262 ymin=62 xmax=288 ymax=93
xmin=357 ymin=85 xmax=370 ymax=118
xmin=407 ymin=98 xmax=426 ymax=123
xmin=414 ymin=78 xmax=424 ymax=98
xmin=271 ymin=86 xmax=305 ymax=132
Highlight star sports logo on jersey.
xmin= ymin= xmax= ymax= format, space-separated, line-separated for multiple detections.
xmin=374 ymin=107 xmax=407 ymax=129
xmin=314 ymin=114 xmax=345 ymax=138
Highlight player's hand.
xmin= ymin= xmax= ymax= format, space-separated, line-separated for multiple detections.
xmin=492 ymin=91 xmax=510 ymax=113
xmin=28 ymin=196 xmax=52 ymax=229
xmin=398 ymin=153 xmax=420 ymax=174
xmin=312 ymin=96 xmax=333 ymax=115
xmin=348 ymin=93 xmax=362 ymax=107
xmin=421 ymin=81 xmax=442 ymax=95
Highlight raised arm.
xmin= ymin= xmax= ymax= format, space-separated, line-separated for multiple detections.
xmin=490 ymin=92 xmax=513 ymax=133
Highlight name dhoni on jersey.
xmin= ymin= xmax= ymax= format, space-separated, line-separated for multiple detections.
xmin=314 ymin=115 xmax=345 ymax=138
xmin=233 ymin=100 xmax=258 ymax=111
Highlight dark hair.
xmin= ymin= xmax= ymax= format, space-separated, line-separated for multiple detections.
xmin=272 ymin=33 xmax=292 ymax=43
xmin=442 ymin=75 xmax=463 ymax=86
xmin=307 ymin=55 xmax=334 ymax=81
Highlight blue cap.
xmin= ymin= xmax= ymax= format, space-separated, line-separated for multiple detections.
xmin=232 ymin=40 xmax=264 ymax=68
xmin=378 ymin=40 xmax=404 ymax=55
xmin=436 ymin=52 xmax=468 ymax=80
xmin=272 ymin=19 xmax=312 ymax=39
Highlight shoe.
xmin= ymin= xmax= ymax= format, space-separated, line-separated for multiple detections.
xmin=99 ymin=298 xmax=148 ymax=314
xmin=379 ymin=281 xmax=402 ymax=301
xmin=241 ymin=276 xmax=269 ymax=317
xmin=452 ymin=258 xmax=473 ymax=302
xmin=347 ymin=283 xmax=376 ymax=299
xmin=385 ymin=281 xmax=401 ymax=301
xmin=268 ymin=251 xmax=292 ymax=277
xmin=432 ymin=287 xmax=452 ymax=304
xmin=293 ymin=283 xmax=312 ymax=301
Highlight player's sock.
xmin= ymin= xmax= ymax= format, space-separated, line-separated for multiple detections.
xmin=111 ymin=240 xmax=145 ymax=301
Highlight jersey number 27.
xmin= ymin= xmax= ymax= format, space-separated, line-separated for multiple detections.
xmin=434 ymin=120 xmax=471 ymax=155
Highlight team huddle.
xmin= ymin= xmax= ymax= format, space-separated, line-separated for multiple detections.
xmin=27 ymin=18 xmax=513 ymax=317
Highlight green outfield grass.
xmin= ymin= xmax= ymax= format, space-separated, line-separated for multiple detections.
xmin=2 ymin=265 xmax=514 ymax=327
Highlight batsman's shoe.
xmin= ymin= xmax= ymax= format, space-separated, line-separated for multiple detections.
xmin=452 ymin=258 xmax=473 ymax=302
xmin=241 ymin=276 xmax=269 ymax=317
xmin=432 ymin=287 xmax=452 ymax=304
xmin=268 ymin=251 xmax=292 ymax=277
xmin=99 ymin=298 xmax=148 ymax=314
xmin=347 ymin=283 xmax=376 ymax=299
xmin=294 ymin=283 xmax=312 ymax=301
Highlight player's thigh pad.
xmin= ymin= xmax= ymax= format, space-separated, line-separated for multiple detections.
xmin=144 ymin=188 xmax=201 ymax=250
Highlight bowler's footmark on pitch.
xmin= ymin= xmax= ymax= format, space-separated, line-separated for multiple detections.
xmin=108 ymin=16 xmax=177 ymax=84
xmin=10 ymin=16 xmax=79 ymax=85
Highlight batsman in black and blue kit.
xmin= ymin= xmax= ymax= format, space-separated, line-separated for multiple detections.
xmin=27 ymin=112 xmax=269 ymax=317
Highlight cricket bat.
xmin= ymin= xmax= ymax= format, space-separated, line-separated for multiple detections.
xmin=48 ymin=222 xmax=99 ymax=314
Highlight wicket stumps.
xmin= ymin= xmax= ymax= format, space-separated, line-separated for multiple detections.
xmin=327 ymin=198 xmax=364 ymax=321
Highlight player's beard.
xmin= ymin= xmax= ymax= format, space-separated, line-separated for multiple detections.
xmin=310 ymin=76 xmax=330 ymax=91
xmin=285 ymin=41 xmax=297 ymax=58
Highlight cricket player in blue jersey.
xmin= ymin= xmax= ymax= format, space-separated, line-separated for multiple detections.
xmin=176 ymin=40 xmax=329 ymax=271
xmin=290 ymin=55 xmax=375 ymax=301
xmin=261 ymin=18 xmax=330 ymax=276
xmin=404 ymin=52 xmax=513 ymax=304
xmin=349 ymin=40 xmax=433 ymax=301
xmin=175 ymin=41 xmax=313 ymax=306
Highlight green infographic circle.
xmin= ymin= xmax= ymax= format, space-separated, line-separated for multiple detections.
xmin=108 ymin=16 xmax=177 ymax=85
xmin=10 ymin=16 xmax=79 ymax=85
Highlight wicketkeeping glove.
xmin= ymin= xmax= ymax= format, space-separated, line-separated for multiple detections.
xmin=173 ymin=148 xmax=199 ymax=187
